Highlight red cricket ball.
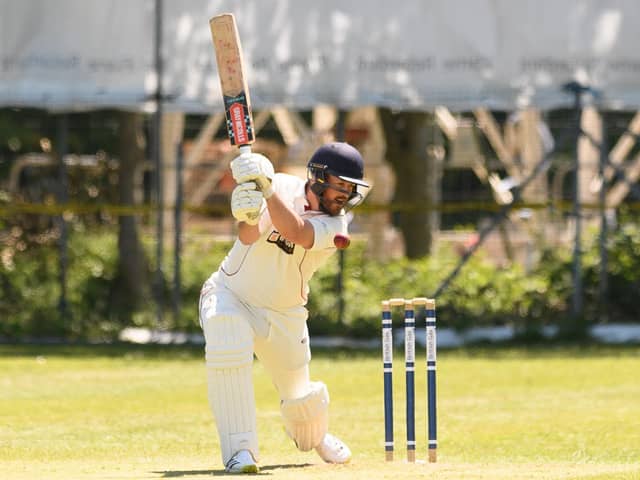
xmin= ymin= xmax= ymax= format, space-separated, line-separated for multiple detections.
xmin=333 ymin=234 xmax=351 ymax=250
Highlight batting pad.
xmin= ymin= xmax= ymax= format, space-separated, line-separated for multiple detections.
xmin=280 ymin=381 xmax=330 ymax=451
xmin=203 ymin=314 xmax=258 ymax=464
xmin=203 ymin=314 xmax=254 ymax=369
xmin=207 ymin=366 xmax=259 ymax=464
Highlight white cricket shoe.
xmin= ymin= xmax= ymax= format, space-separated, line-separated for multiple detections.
xmin=314 ymin=433 xmax=352 ymax=464
xmin=225 ymin=449 xmax=259 ymax=474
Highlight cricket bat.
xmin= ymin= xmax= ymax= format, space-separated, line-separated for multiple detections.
xmin=209 ymin=13 xmax=255 ymax=155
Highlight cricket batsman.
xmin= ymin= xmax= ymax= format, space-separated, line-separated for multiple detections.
xmin=199 ymin=142 xmax=370 ymax=473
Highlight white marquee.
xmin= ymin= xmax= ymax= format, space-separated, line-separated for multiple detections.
xmin=1 ymin=0 xmax=639 ymax=112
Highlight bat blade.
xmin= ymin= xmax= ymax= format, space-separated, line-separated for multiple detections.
xmin=209 ymin=13 xmax=254 ymax=148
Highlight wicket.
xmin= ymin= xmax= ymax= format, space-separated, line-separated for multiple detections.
xmin=381 ymin=297 xmax=437 ymax=463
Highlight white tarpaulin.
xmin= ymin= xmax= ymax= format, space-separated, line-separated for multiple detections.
xmin=2 ymin=0 xmax=640 ymax=112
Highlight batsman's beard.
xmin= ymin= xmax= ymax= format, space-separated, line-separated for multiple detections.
xmin=319 ymin=195 xmax=347 ymax=216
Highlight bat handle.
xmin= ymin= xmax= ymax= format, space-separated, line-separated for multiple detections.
xmin=239 ymin=144 xmax=252 ymax=156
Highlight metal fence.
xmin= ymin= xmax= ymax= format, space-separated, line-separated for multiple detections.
xmin=1 ymin=102 xmax=640 ymax=339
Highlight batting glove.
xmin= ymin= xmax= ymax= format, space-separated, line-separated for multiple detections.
xmin=230 ymin=182 xmax=263 ymax=225
xmin=231 ymin=152 xmax=275 ymax=198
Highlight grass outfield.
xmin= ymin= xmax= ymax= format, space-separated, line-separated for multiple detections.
xmin=1 ymin=344 xmax=639 ymax=479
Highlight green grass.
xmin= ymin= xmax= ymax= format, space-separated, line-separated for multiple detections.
xmin=1 ymin=344 xmax=639 ymax=479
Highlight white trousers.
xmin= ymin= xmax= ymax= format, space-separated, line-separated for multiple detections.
xmin=199 ymin=273 xmax=313 ymax=464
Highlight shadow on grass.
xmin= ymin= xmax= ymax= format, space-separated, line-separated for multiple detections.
xmin=155 ymin=470 xmax=213 ymax=477
xmin=155 ymin=463 xmax=313 ymax=477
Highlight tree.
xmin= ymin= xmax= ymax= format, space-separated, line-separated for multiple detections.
xmin=114 ymin=111 xmax=151 ymax=317
xmin=379 ymin=109 xmax=443 ymax=258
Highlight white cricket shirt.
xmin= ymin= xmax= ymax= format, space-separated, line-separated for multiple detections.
xmin=218 ymin=173 xmax=348 ymax=311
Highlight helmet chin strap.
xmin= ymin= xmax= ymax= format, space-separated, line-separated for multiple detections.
xmin=318 ymin=194 xmax=333 ymax=214
xmin=309 ymin=181 xmax=333 ymax=214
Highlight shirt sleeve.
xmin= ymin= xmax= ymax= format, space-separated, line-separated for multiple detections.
xmin=307 ymin=214 xmax=348 ymax=251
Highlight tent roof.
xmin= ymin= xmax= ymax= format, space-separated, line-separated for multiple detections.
xmin=2 ymin=0 xmax=640 ymax=112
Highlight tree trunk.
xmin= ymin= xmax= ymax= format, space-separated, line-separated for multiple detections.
xmin=379 ymin=109 xmax=442 ymax=259
xmin=115 ymin=111 xmax=150 ymax=317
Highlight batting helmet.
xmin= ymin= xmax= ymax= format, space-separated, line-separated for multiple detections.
xmin=307 ymin=142 xmax=370 ymax=210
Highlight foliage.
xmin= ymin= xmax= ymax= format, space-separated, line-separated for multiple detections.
xmin=2 ymin=222 xmax=640 ymax=341
xmin=306 ymin=243 xmax=559 ymax=336
xmin=541 ymin=218 xmax=640 ymax=328
xmin=308 ymin=221 xmax=640 ymax=337
xmin=0 ymin=238 xmax=62 ymax=338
